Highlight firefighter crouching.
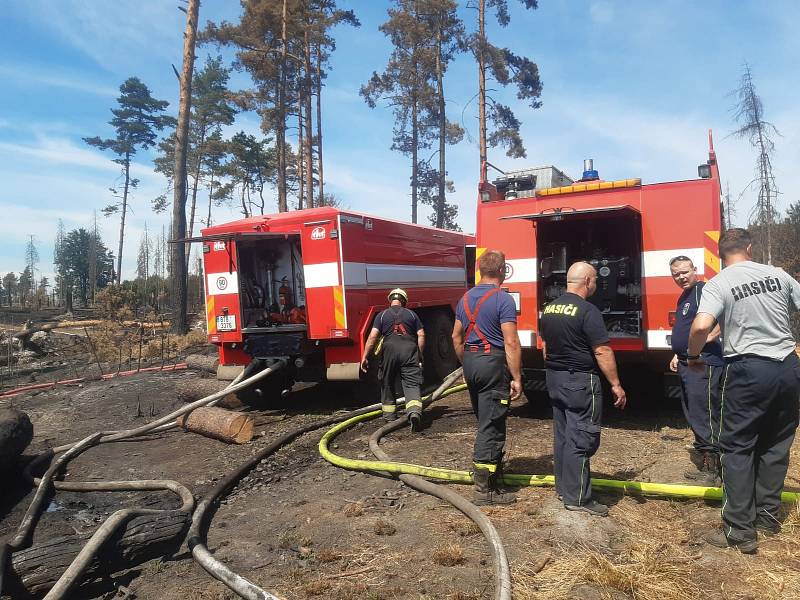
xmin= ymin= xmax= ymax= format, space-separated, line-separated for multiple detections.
xmin=667 ymin=255 xmax=723 ymax=485
xmin=452 ymin=250 xmax=522 ymax=505
xmin=540 ymin=262 xmax=627 ymax=517
xmin=361 ymin=289 xmax=425 ymax=430
xmin=688 ymin=229 xmax=800 ymax=553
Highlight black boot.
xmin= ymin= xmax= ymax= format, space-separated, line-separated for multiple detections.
xmin=685 ymin=451 xmax=719 ymax=485
xmin=495 ymin=459 xmax=520 ymax=495
xmin=473 ymin=467 xmax=516 ymax=505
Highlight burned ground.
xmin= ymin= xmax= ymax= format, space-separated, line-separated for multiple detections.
xmin=1 ymin=337 xmax=799 ymax=599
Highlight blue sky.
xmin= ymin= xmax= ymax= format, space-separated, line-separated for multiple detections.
xmin=1 ymin=1 xmax=798 ymax=282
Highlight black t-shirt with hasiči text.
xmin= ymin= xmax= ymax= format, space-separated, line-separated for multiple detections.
xmin=540 ymin=292 xmax=610 ymax=373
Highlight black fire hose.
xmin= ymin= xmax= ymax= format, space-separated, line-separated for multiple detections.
xmin=367 ymin=372 xmax=512 ymax=600
xmin=188 ymin=403 xmax=383 ymax=600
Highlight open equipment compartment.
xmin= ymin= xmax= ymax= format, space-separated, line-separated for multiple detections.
xmin=535 ymin=206 xmax=643 ymax=338
xmin=235 ymin=234 xmax=307 ymax=331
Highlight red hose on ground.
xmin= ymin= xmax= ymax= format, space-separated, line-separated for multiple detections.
xmin=0 ymin=364 xmax=188 ymax=399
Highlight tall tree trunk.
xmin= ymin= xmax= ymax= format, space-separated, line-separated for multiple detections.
xmin=276 ymin=0 xmax=289 ymax=212
xmin=435 ymin=28 xmax=446 ymax=229
xmin=411 ymin=94 xmax=418 ymax=224
xmin=478 ymin=0 xmax=487 ymax=180
xmin=303 ymin=29 xmax=314 ymax=207
xmin=170 ymin=0 xmax=200 ymax=335
xmin=297 ymin=99 xmax=304 ymax=210
xmin=207 ymin=175 xmax=214 ymax=227
xmin=89 ymin=211 xmax=98 ymax=303
xmin=315 ymin=43 xmax=324 ymax=207
xmin=117 ymin=152 xmax=131 ymax=285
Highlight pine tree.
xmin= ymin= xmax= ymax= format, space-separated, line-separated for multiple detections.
xmin=472 ymin=0 xmax=542 ymax=175
xmin=362 ymin=0 xmax=439 ymax=223
xmin=85 ymin=77 xmax=174 ymax=283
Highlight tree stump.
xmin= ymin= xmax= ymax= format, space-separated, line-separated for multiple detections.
xmin=174 ymin=379 xmax=242 ymax=409
xmin=185 ymin=354 xmax=219 ymax=374
xmin=0 ymin=408 xmax=33 ymax=471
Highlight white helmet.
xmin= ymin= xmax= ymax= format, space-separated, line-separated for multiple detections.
xmin=388 ymin=288 xmax=408 ymax=304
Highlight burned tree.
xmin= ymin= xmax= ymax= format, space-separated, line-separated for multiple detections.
xmin=731 ymin=64 xmax=779 ymax=264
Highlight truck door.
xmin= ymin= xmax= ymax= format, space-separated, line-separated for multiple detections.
xmin=300 ymin=219 xmax=345 ymax=340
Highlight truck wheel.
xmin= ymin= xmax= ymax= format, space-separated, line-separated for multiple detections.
xmin=423 ymin=310 xmax=458 ymax=382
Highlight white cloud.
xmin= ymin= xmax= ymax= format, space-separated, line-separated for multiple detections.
xmin=0 ymin=64 xmax=117 ymax=97
xmin=589 ymin=1 xmax=614 ymax=25
xmin=19 ymin=1 xmax=182 ymax=72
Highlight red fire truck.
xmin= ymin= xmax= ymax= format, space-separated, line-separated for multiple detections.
xmin=198 ymin=207 xmax=474 ymax=401
xmin=474 ymin=131 xmax=723 ymax=395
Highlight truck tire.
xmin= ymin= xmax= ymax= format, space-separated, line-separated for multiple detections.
xmin=422 ymin=310 xmax=459 ymax=383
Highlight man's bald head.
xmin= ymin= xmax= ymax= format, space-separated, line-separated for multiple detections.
xmin=565 ymin=262 xmax=598 ymax=299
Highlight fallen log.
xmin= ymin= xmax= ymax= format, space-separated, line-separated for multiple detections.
xmin=5 ymin=511 xmax=189 ymax=598
xmin=175 ymin=378 xmax=242 ymax=409
xmin=185 ymin=353 xmax=219 ymax=374
xmin=177 ymin=406 xmax=254 ymax=444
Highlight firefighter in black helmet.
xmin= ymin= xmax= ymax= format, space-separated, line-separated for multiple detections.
xmin=361 ymin=288 xmax=425 ymax=430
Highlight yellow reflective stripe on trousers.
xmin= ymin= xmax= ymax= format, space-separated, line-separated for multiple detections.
xmin=473 ymin=462 xmax=497 ymax=473
xmin=405 ymin=399 xmax=423 ymax=410
xmin=500 ymin=398 xmax=509 ymax=406
xmin=382 ymin=404 xmax=396 ymax=413
xmin=578 ymin=373 xmax=596 ymax=506
xmin=719 ymin=364 xmax=730 ymax=535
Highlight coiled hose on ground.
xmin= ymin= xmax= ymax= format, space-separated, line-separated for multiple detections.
xmin=0 ymin=359 xmax=288 ymax=599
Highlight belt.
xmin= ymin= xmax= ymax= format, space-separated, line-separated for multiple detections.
xmin=464 ymin=344 xmax=504 ymax=354
xmin=725 ymin=353 xmax=782 ymax=364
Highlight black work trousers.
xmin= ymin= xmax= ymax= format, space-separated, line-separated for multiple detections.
xmin=677 ymin=361 xmax=723 ymax=453
xmin=719 ymin=352 xmax=800 ymax=542
xmin=463 ymin=347 xmax=510 ymax=467
xmin=546 ymin=369 xmax=603 ymax=506
xmin=379 ymin=335 xmax=422 ymax=416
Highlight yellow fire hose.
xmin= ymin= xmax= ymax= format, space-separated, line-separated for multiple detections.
xmin=319 ymin=383 xmax=800 ymax=504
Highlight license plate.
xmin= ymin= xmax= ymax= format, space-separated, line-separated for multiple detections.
xmin=216 ymin=315 xmax=236 ymax=331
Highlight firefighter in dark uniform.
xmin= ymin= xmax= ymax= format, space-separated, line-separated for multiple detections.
xmin=451 ymin=250 xmax=522 ymax=505
xmin=361 ymin=288 xmax=425 ymax=430
xmin=668 ymin=256 xmax=723 ymax=485
xmin=540 ymin=262 xmax=627 ymax=517
xmin=689 ymin=229 xmax=800 ymax=553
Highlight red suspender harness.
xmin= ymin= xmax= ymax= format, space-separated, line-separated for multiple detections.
xmin=463 ymin=287 xmax=501 ymax=353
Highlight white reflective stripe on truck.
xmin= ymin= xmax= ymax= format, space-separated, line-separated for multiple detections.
xmin=646 ymin=330 xmax=671 ymax=349
xmin=304 ymin=262 xmax=340 ymax=288
xmin=207 ymin=272 xmax=239 ymax=295
xmin=641 ymin=248 xmax=705 ymax=277
xmin=517 ymin=329 xmax=535 ymax=347
xmin=503 ymin=258 xmax=537 ymax=283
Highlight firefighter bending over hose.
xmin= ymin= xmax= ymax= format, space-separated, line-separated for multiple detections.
xmin=361 ymin=288 xmax=425 ymax=430
xmin=540 ymin=261 xmax=627 ymax=517
xmin=452 ymin=250 xmax=523 ymax=505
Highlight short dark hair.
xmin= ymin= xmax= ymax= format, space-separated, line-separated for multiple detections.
xmin=479 ymin=250 xmax=506 ymax=279
xmin=719 ymin=228 xmax=752 ymax=258
xmin=669 ymin=255 xmax=694 ymax=267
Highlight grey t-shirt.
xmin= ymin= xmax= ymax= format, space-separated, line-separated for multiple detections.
xmin=697 ymin=260 xmax=800 ymax=360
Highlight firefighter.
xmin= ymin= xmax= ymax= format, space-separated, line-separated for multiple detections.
xmin=540 ymin=262 xmax=627 ymax=517
xmin=667 ymin=256 xmax=723 ymax=485
xmin=451 ymin=250 xmax=522 ymax=505
xmin=688 ymin=228 xmax=800 ymax=553
xmin=361 ymin=289 xmax=425 ymax=430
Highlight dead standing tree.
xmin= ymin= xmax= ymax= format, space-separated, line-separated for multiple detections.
xmin=730 ymin=64 xmax=779 ymax=265
xmin=171 ymin=0 xmax=201 ymax=335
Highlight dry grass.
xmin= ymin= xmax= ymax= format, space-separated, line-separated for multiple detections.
xmin=373 ymin=518 xmax=397 ymax=536
xmin=514 ymin=540 xmax=701 ymax=600
xmin=343 ymin=501 xmax=363 ymax=517
xmin=302 ymin=578 xmax=333 ymax=596
xmin=432 ymin=543 xmax=466 ymax=567
xmin=316 ymin=547 xmax=343 ymax=563
xmin=439 ymin=514 xmax=482 ymax=538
